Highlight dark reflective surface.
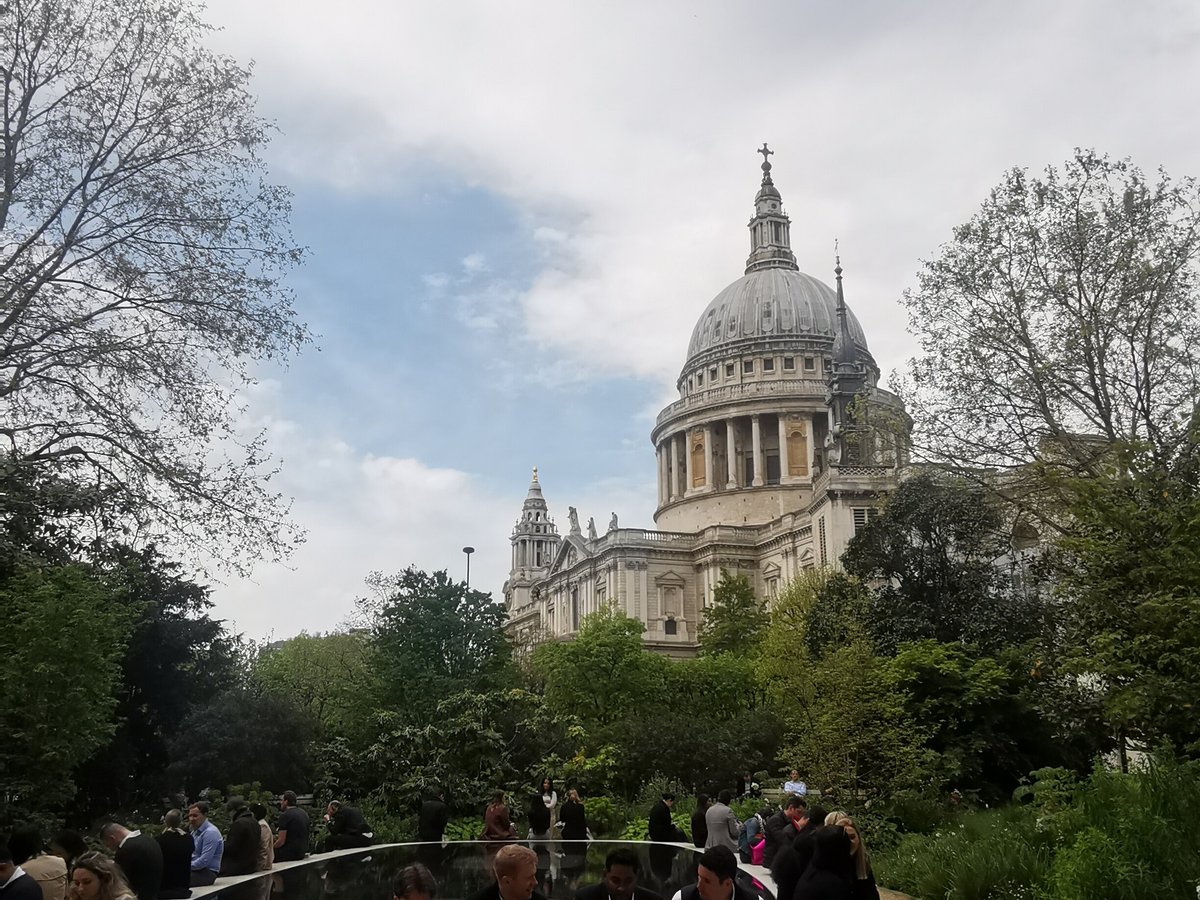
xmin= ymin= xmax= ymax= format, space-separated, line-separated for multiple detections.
xmin=209 ymin=841 xmax=774 ymax=900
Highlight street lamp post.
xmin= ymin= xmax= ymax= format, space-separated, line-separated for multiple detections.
xmin=462 ymin=546 xmax=475 ymax=588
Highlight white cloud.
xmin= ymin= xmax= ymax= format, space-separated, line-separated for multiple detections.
xmin=203 ymin=0 xmax=1200 ymax=391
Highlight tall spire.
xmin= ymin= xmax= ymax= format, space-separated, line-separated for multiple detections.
xmin=745 ymin=143 xmax=798 ymax=274
xmin=832 ymin=249 xmax=857 ymax=371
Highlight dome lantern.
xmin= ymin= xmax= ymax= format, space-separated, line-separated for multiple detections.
xmin=745 ymin=143 xmax=798 ymax=274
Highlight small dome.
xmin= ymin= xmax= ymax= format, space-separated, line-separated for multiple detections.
xmin=683 ymin=267 xmax=870 ymax=373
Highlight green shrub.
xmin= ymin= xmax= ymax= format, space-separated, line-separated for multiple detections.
xmin=585 ymin=796 xmax=625 ymax=837
xmin=444 ymin=817 xmax=485 ymax=841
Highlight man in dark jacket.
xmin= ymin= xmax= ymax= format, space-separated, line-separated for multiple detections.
xmin=648 ymin=794 xmax=687 ymax=843
xmin=417 ymin=789 xmax=449 ymax=843
xmin=220 ymin=799 xmax=262 ymax=876
xmin=770 ymin=806 xmax=827 ymax=900
xmin=762 ymin=795 xmax=806 ymax=868
xmin=156 ymin=811 xmax=194 ymax=900
xmin=323 ymin=801 xmax=373 ymax=850
xmin=671 ymin=846 xmax=760 ymax=900
xmin=0 ymin=843 xmax=43 ymax=900
xmin=102 ymin=822 xmax=164 ymax=900
xmin=576 ymin=847 xmax=663 ymax=900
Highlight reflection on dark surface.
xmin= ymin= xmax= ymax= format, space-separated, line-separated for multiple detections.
xmin=208 ymin=841 xmax=774 ymax=900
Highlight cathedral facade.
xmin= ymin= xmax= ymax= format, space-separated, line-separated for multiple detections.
xmin=503 ymin=149 xmax=909 ymax=656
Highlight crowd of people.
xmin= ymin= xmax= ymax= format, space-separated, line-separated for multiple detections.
xmin=0 ymin=792 xmax=372 ymax=900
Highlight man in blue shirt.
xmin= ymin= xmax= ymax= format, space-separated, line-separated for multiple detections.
xmin=187 ymin=802 xmax=224 ymax=886
xmin=781 ymin=770 xmax=807 ymax=797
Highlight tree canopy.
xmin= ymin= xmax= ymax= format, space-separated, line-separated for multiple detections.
xmin=698 ymin=569 xmax=767 ymax=655
xmin=900 ymin=149 xmax=1200 ymax=518
xmin=0 ymin=0 xmax=308 ymax=569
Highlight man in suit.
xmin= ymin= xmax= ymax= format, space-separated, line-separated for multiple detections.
xmin=576 ymin=848 xmax=664 ymax=900
xmin=102 ymin=822 xmax=164 ymax=900
xmin=466 ymin=845 xmax=546 ymax=900
xmin=647 ymin=794 xmax=687 ymax=844
xmin=416 ymin=789 xmax=449 ymax=843
xmin=0 ymin=843 xmax=43 ymax=900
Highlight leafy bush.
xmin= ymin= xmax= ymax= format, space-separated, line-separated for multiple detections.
xmin=444 ymin=817 xmax=485 ymax=842
xmin=584 ymin=796 xmax=625 ymax=837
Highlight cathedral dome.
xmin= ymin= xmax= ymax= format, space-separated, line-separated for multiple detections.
xmin=683 ymin=267 xmax=869 ymax=373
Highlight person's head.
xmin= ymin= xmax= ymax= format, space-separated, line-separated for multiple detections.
xmin=7 ymin=824 xmax=42 ymax=865
xmin=540 ymin=777 xmax=553 ymax=794
xmin=226 ymin=796 xmax=247 ymax=814
xmin=809 ymin=826 xmax=852 ymax=874
xmin=492 ymin=845 xmax=538 ymax=900
xmin=282 ymin=790 xmax=298 ymax=809
xmin=0 ymin=843 xmax=15 ymax=882
xmin=789 ymin=769 xmax=800 ymax=781
xmin=163 ymin=809 xmax=183 ymax=831
xmin=800 ymin=805 xmax=828 ymax=834
xmin=567 ymin=788 xmax=580 ymax=803
xmin=490 ymin=790 xmax=506 ymax=807
xmin=717 ymin=790 xmax=732 ymax=805
xmin=187 ymin=802 xmax=209 ymax=829
xmin=696 ymin=793 xmax=709 ymax=810
xmin=392 ymin=862 xmax=437 ymax=900
xmin=327 ymin=800 xmax=342 ymax=816
xmin=99 ymin=822 xmax=131 ymax=851
xmin=602 ymin=848 xmax=641 ymax=900
xmin=251 ymin=803 xmax=268 ymax=822
xmin=826 ymin=813 xmax=868 ymax=877
xmin=695 ymin=846 xmax=737 ymax=900
xmin=661 ymin=792 xmax=676 ymax=809
xmin=70 ymin=852 xmax=134 ymax=900
xmin=50 ymin=830 xmax=87 ymax=863
xmin=784 ymin=795 xmax=807 ymax=822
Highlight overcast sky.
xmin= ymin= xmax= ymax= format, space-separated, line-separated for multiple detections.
xmin=196 ymin=0 xmax=1200 ymax=639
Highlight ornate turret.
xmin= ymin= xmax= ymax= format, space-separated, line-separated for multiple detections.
xmin=826 ymin=256 xmax=870 ymax=464
xmin=745 ymin=143 xmax=798 ymax=273
xmin=504 ymin=467 xmax=561 ymax=615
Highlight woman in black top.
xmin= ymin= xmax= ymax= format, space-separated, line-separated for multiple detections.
xmin=690 ymin=794 xmax=710 ymax=849
xmin=558 ymin=788 xmax=589 ymax=842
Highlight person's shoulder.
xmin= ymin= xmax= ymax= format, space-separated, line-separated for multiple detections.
xmin=574 ymin=882 xmax=606 ymax=900
xmin=7 ymin=873 xmax=45 ymax=900
xmin=634 ymin=885 xmax=666 ymax=900
xmin=466 ymin=882 xmax=501 ymax=900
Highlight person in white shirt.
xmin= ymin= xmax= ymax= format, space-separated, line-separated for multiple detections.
xmin=781 ymin=770 xmax=807 ymax=796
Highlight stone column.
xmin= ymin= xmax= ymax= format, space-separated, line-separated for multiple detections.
xmin=808 ymin=412 xmax=817 ymax=476
xmin=684 ymin=430 xmax=694 ymax=494
xmin=662 ymin=444 xmax=672 ymax=508
xmin=725 ymin=418 xmax=737 ymax=488
xmin=703 ymin=423 xmax=714 ymax=490
xmin=670 ymin=434 xmax=681 ymax=500
xmin=778 ymin=414 xmax=790 ymax=483
xmin=751 ymin=415 xmax=764 ymax=486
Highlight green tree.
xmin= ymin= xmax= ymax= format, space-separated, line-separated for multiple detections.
xmin=843 ymin=473 xmax=1047 ymax=654
xmin=255 ymin=631 xmax=379 ymax=746
xmin=166 ymin=686 xmax=315 ymax=794
xmin=0 ymin=563 xmax=133 ymax=826
xmin=899 ymin=149 xmax=1200 ymax=522
xmin=75 ymin=546 xmax=241 ymax=814
xmin=362 ymin=567 xmax=513 ymax=715
xmin=1056 ymin=439 xmax=1200 ymax=757
xmin=888 ymin=640 xmax=1066 ymax=801
xmin=699 ymin=569 xmax=767 ymax=655
xmin=0 ymin=0 xmax=308 ymax=568
xmin=531 ymin=606 xmax=666 ymax=730
xmin=367 ymin=688 xmax=578 ymax=816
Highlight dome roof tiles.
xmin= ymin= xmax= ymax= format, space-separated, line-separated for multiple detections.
xmin=684 ymin=267 xmax=870 ymax=371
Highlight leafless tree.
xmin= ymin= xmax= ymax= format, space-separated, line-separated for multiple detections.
xmin=0 ymin=0 xmax=308 ymax=569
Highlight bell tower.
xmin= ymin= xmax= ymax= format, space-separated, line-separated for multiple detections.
xmin=504 ymin=467 xmax=560 ymax=614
